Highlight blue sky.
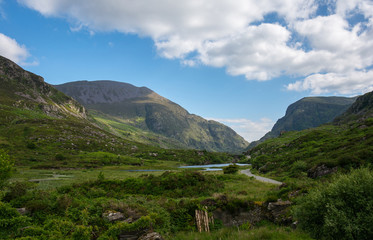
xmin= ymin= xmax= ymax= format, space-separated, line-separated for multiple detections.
xmin=1 ymin=0 xmax=372 ymax=142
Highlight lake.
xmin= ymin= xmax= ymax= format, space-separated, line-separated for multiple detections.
xmin=179 ymin=163 xmax=250 ymax=171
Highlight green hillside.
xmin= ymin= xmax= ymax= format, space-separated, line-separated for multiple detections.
xmin=55 ymin=81 xmax=248 ymax=153
xmin=247 ymin=96 xmax=356 ymax=149
xmin=247 ymin=91 xmax=373 ymax=179
xmin=0 ymin=56 xmax=235 ymax=168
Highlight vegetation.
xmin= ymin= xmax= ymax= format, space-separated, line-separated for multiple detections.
xmin=247 ymin=96 xmax=355 ymax=149
xmin=0 ymin=150 xmax=13 ymax=188
xmin=223 ymin=164 xmax=239 ymax=174
xmin=2 ymin=55 xmax=373 ymax=239
xmin=0 ymin=170 xmax=296 ymax=239
xmin=294 ymin=168 xmax=373 ymax=240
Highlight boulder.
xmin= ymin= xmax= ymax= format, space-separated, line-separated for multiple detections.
xmin=102 ymin=210 xmax=125 ymax=222
xmin=138 ymin=232 xmax=164 ymax=240
xmin=267 ymin=199 xmax=292 ymax=224
xmin=308 ymin=164 xmax=337 ymax=178
xmin=16 ymin=208 xmax=28 ymax=215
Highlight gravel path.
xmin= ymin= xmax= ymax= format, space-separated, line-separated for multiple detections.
xmin=241 ymin=169 xmax=282 ymax=185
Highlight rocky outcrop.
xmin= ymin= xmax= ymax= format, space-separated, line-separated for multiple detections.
xmin=308 ymin=164 xmax=337 ymax=178
xmin=102 ymin=210 xmax=125 ymax=222
xmin=0 ymin=55 xmax=87 ymax=120
xmin=213 ymin=206 xmax=265 ymax=227
xmin=138 ymin=232 xmax=164 ymax=240
xmin=118 ymin=231 xmax=163 ymax=240
xmin=267 ymin=199 xmax=292 ymax=224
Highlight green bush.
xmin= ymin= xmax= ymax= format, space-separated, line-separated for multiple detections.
xmin=223 ymin=164 xmax=239 ymax=174
xmin=294 ymin=168 xmax=373 ymax=240
xmin=0 ymin=201 xmax=31 ymax=238
xmin=0 ymin=149 xmax=13 ymax=188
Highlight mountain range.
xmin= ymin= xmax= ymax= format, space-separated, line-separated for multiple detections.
xmin=0 ymin=55 xmax=247 ymax=155
xmin=55 ymin=80 xmax=248 ymax=152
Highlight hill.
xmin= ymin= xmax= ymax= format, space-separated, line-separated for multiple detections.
xmin=55 ymin=80 xmax=248 ymax=152
xmin=0 ymin=55 xmax=235 ymax=167
xmin=247 ymin=96 xmax=355 ymax=149
xmin=247 ymin=91 xmax=373 ymax=179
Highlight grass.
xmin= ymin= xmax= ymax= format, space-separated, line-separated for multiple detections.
xmin=166 ymin=225 xmax=313 ymax=240
xmin=10 ymin=165 xmax=277 ymax=201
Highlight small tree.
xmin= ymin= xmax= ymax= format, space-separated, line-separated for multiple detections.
xmin=0 ymin=149 xmax=14 ymax=188
xmin=223 ymin=164 xmax=239 ymax=174
xmin=294 ymin=168 xmax=373 ymax=240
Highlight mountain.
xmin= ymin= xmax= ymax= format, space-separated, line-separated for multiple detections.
xmin=0 ymin=55 xmax=235 ymax=167
xmin=0 ymin=55 xmax=87 ymax=120
xmin=55 ymin=80 xmax=248 ymax=152
xmin=247 ymin=91 xmax=373 ymax=178
xmin=334 ymin=91 xmax=373 ymax=123
xmin=247 ymin=96 xmax=356 ymax=149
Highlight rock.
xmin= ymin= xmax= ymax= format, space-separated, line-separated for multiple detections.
xmin=213 ymin=206 xmax=265 ymax=227
xmin=267 ymin=199 xmax=292 ymax=225
xmin=118 ymin=232 xmax=142 ymax=240
xmin=307 ymin=164 xmax=337 ymax=178
xmin=102 ymin=210 xmax=125 ymax=222
xmin=291 ymin=221 xmax=298 ymax=229
xmin=138 ymin=232 xmax=164 ymax=240
xmin=16 ymin=208 xmax=28 ymax=215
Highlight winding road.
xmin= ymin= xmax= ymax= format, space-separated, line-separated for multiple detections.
xmin=241 ymin=169 xmax=282 ymax=185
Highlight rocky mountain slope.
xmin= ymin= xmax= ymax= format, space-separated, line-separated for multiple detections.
xmin=55 ymin=80 xmax=248 ymax=152
xmin=247 ymin=96 xmax=356 ymax=149
xmin=0 ymin=56 xmax=87 ymax=120
xmin=0 ymin=55 xmax=234 ymax=167
xmin=247 ymin=90 xmax=373 ymax=179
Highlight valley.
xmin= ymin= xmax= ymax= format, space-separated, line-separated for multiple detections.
xmin=0 ymin=55 xmax=372 ymax=240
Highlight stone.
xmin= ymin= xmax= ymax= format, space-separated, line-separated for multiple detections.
xmin=16 ymin=208 xmax=28 ymax=215
xmin=102 ymin=210 xmax=125 ymax=222
xmin=138 ymin=232 xmax=164 ymax=240
xmin=267 ymin=199 xmax=292 ymax=225
xmin=307 ymin=164 xmax=337 ymax=178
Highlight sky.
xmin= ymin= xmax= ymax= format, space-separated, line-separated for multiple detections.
xmin=0 ymin=0 xmax=373 ymax=142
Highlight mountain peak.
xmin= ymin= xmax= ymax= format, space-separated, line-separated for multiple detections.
xmin=0 ymin=55 xmax=44 ymax=84
xmin=55 ymin=80 xmax=155 ymax=104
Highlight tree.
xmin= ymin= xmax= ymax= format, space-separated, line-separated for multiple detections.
xmin=0 ymin=149 xmax=14 ymax=188
xmin=294 ymin=168 xmax=373 ymax=240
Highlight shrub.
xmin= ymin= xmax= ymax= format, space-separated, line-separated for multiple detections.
xmin=223 ymin=164 xmax=239 ymax=174
xmin=0 ymin=201 xmax=31 ymax=238
xmin=55 ymin=153 xmax=66 ymax=161
xmin=294 ymin=168 xmax=373 ymax=240
xmin=3 ymin=181 xmax=34 ymax=203
xmin=0 ymin=150 xmax=13 ymax=188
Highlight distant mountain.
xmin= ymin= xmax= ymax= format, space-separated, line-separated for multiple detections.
xmin=247 ymin=90 xmax=373 ymax=178
xmin=0 ymin=55 xmax=235 ymax=167
xmin=247 ymin=96 xmax=356 ymax=149
xmin=55 ymin=80 xmax=248 ymax=152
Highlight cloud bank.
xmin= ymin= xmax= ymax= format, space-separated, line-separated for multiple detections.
xmin=18 ymin=0 xmax=373 ymax=95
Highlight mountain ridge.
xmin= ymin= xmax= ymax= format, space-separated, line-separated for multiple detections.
xmin=247 ymin=96 xmax=356 ymax=149
xmin=55 ymin=80 xmax=248 ymax=152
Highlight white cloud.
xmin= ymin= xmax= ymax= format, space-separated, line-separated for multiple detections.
xmin=17 ymin=0 xmax=373 ymax=95
xmin=287 ymin=70 xmax=373 ymax=95
xmin=209 ymin=117 xmax=275 ymax=142
xmin=0 ymin=33 xmax=32 ymax=65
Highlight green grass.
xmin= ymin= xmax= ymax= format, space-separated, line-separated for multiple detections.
xmin=10 ymin=165 xmax=276 ymax=200
xmin=166 ymin=225 xmax=313 ymax=240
